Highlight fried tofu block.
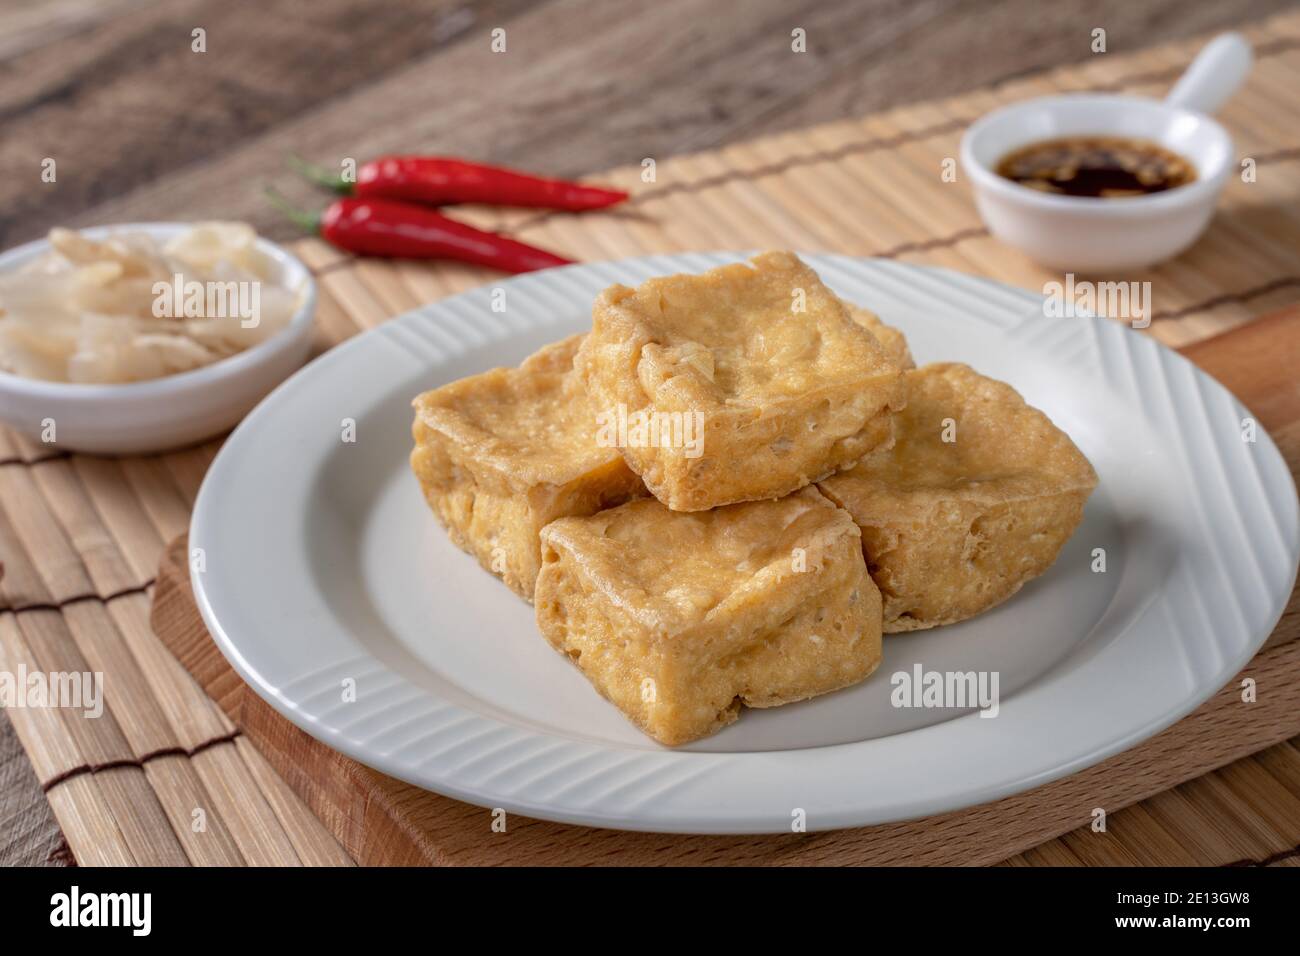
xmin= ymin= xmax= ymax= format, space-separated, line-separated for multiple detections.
xmin=535 ymin=487 xmax=883 ymax=745
xmin=411 ymin=335 xmax=644 ymax=600
xmin=847 ymin=304 xmax=915 ymax=369
xmin=819 ymin=363 xmax=1097 ymax=632
xmin=576 ymin=252 xmax=907 ymax=511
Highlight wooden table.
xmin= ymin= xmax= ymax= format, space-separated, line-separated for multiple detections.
xmin=2 ymin=0 xmax=1299 ymax=866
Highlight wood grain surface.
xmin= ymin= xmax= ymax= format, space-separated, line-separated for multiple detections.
xmin=3 ymin=0 xmax=1299 ymax=866
xmin=144 ymin=304 xmax=1300 ymax=866
xmin=0 ymin=707 xmax=71 ymax=866
xmin=2 ymin=0 xmax=1296 ymax=246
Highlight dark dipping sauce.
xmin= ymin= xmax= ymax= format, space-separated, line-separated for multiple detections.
xmin=995 ymin=136 xmax=1196 ymax=198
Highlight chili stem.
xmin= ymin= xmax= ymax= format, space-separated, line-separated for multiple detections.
xmin=287 ymin=154 xmax=351 ymax=194
xmin=264 ymin=187 xmax=322 ymax=234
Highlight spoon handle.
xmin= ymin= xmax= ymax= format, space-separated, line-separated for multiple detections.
xmin=1165 ymin=32 xmax=1253 ymax=115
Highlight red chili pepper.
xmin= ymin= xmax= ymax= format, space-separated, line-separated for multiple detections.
xmin=268 ymin=192 xmax=573 ymax=273
xmin=293 ymin=155 xmax=627 ymax=212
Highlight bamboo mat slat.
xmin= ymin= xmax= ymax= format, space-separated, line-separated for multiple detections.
xmin=106 ymin=593 xmax=234 ymax=748
xmin=143 ymin=755 xmax=247 ymax=866
xmin=158 ymin=443 xmax=219 ymax=509
xmin=3 ymin=12 xmax=1300 ymax=865
xmin=0 ymin=467 xmax=94 ymax=606
xmin=0 ymin=505 xmax=53 ymax=609
xmin=233 ymin=737 xmax=355 ymax=867
xmin=1218 ymin=757 xmax=1300 ymax=847
xmin=1258 ymin=741 xmax=1300 ymax=795
xmin=62 ymin=600 xmax=179 ymax=757
xmin=69 ymin=458 xmax=166 ymax=587
xmin=28 ymin=460 xmax=139 ymax=598
xmin=190 ymin=743 xmax=306 ymax=867
xmin=92 ymin=767 xmax=189 ymax=866
xmin=43 ymin=775 xmax=136 ymax=867
xmin=0 ymin=616 xmax=82 ymax=782
xmin=1091 ymin=803 xmax=1202 ymax=868
xmin=17 ymin=609 xmax=136 ymax=771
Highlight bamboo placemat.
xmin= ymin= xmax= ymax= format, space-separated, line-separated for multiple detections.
xmin=3 ymin=11 xmax=1300 ymax=865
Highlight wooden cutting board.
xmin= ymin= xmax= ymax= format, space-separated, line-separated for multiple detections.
xmin=149 ymin=305 xmax=1300 ymax=866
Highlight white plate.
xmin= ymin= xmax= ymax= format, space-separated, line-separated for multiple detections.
xmin=191 ymin=254 xmax=1299 ymax=834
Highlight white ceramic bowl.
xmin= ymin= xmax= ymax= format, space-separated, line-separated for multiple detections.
xmin=960 ymin=95 xmax=1234 ymax=272
xmin=0 ymin=222 xmax=316 ymax=455
xmin=960 ymin=32 xmax=1251 ymax=273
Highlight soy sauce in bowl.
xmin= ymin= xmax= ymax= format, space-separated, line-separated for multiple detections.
xmin=995 ymin=136 xmax=1197 ymax=198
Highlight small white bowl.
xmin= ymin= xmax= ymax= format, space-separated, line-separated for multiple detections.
xmin=960 ymin=33 xmax=1250 ymax=273
xmin=0 ymin=223 xmax=316 ymax=455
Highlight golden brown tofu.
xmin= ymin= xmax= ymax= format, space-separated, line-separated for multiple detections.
xmin=819 ymin=363 xmax=1097 ymax=632
xmin=535 ymin=487 xmax=883 ymax=745
xmin=847 ymin=304 xmax=915 ymax=369
xmin=410 ymin=335 xmax=644 ymax=600
xmin=576 ymin=252 xmax=907 ymax=511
